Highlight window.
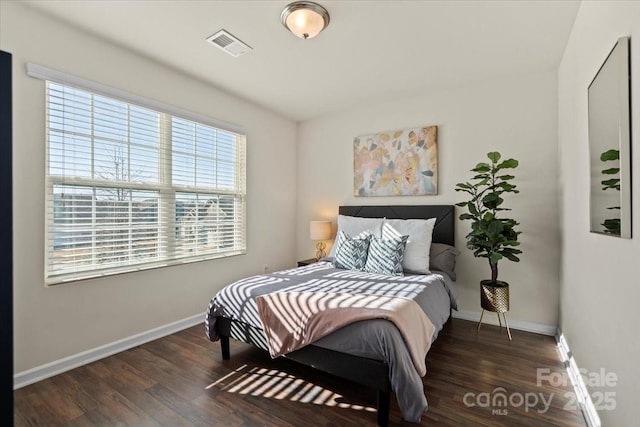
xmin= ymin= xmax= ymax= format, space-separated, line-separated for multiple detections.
xmin=44 ymin=80 xmax=246 ymax=284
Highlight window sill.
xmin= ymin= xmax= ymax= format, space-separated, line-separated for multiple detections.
xmin=45 ymin=249 xmax=247 ymax=286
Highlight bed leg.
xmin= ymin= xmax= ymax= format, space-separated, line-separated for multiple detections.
xmin=221 ymin=336 xmax=230 ymax=360
xmin=376 ymin=389 xmax=390 ymax=427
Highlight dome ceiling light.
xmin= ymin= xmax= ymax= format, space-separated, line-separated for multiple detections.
xmin=281 ymin=1 xmax=330 ymax=40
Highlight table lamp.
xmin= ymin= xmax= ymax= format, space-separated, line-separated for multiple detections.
xmin=309 ymin=220 xmax=332 ymax=260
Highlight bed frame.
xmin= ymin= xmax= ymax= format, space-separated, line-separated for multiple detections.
xmin=216 ymin=205 xmax=455 ymax=427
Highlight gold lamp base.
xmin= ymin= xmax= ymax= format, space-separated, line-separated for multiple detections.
xmin=477 ymin=280 xmax=512 ymax=341
xmin=315 ymin=241 xmax=327 ymax=261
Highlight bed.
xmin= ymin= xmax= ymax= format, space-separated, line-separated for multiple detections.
xmin=205 ymin=205 xmax=457 ymax=426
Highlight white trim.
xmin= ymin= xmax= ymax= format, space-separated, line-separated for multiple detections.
xmin=13 ymin=312 xmax=204 ymax=389
xmin=452 ymin=310 xmax=557 ymax=336
xmin=556 ymin=331 xmax=601 ymax=427
xmin=25 ymin=62 xmax=245 ymax=135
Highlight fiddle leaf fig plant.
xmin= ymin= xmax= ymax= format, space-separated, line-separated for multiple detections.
xmin=455 ymin=151 xmax=522 ymax=285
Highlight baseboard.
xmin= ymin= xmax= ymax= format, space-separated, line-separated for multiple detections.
xmin=452 ymin=310 xmax=557 ymax=336
xmin=556 ymin=331 xmax=601 ymax=427
xmin=14 ymin=312 xmax=204 ymax=389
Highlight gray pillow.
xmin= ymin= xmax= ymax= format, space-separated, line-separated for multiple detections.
xmin=429 ymin=243 xmax=459 ymax=281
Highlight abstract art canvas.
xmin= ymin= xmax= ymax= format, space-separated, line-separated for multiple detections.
xmin=354 ymin=126 xmax=437 ymax=197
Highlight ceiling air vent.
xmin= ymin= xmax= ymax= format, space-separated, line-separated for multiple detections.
xmin=206 ymin=30 xmax=252 ymax=58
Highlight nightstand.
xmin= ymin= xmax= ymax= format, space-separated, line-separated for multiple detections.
xmin=297 ymin=258 xmax=318 ymax=267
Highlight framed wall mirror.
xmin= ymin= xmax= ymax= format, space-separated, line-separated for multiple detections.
xmin=588 ymin=36 xmax=632 ymax=238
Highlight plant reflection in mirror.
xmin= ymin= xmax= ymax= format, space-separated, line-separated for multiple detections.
xmin=600 ymin=148 xmax=621 ymax=235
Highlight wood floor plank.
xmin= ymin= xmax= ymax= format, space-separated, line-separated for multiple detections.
xmin=14 ymin=390 xmax=62 ymax=427
xmin=66 ymin=365 xmax=158 ymax=426
xmin=80 ymin=358 xmax=195 ymax=427
xmin=116 ymin=346 xmax=212 ymax=402
xmin=14 ymin=319 xmax=588 ymax=426
xmin=22 ymin=376 xmax=84 ymax=423
xmin=49 ymin=372 xmax=99 ymax=414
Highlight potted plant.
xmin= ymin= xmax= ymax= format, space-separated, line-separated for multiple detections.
xmin=455 ymin=151 xmax=522 ymax=339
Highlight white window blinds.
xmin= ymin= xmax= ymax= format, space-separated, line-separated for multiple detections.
xmin=41 ymin=77 xmax=246 ymax=284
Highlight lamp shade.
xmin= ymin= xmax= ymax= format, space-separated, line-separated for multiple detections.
xmin=281 ymin=1 xmax=330 ymax=40
xmin=309 ymin=220 xmax=331 ymax=240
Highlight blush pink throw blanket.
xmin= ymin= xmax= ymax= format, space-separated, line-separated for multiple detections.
xmin=256 ymin=291 xmax=436 ymax=376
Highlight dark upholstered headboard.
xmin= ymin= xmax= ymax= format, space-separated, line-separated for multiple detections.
xmin=338 ymin=205 xmax=455 ymax=246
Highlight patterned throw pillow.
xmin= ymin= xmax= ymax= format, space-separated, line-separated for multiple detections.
xmin=364 ymin=225 xmax=409 ymax=276
xmin=332 ymin=230 xmax=371 ymax=271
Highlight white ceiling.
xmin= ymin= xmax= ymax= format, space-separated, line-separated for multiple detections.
xmin=23 ymin=0 xmax=580 ymax=122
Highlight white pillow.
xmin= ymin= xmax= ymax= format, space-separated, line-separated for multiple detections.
xmin=383 ymin=218 xmax=436 ymax=274
xmin=328 ymin=215 xmax=383 ymax=258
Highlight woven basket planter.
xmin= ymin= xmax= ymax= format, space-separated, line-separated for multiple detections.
xmin=480 ymin=280 xmax=510 ymax=313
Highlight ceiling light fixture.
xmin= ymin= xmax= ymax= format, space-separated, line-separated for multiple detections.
xmin=281 ymin=1 xmax=330 ymax=40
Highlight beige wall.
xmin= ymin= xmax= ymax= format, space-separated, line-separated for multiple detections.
xmin=558 ymin=1 xmax=640 ymax=425
xmin=296 ymin=70 xmax=560 ymax=327
xmin=1 ymin=2 xmax=297 ymax=372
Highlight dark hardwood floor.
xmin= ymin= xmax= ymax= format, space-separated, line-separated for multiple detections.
xmin=14 ymin=319 xmax=586 ymax=426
